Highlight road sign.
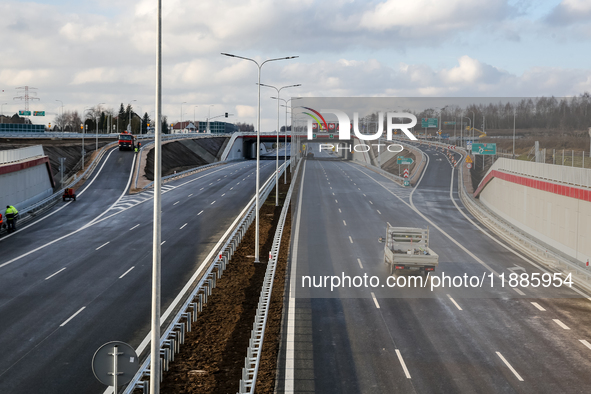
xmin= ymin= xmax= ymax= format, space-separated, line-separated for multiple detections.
xmin=403 ymin=168 xmax=409 ymax=178
xmin=421 ymin=118 xmax=438 ymax=128
xmin=328 ymin=123 xmax=336 ymax=130
xmin=466 ymin=142 xmax=472 ymax=151
xmin=312 ymin=134 xmax=316 ymax=139
xmin=443 ymin=121 xmax=456 ymax=125
xmin=33 ymin=111 xmax=45 ymax=116
xmin=472 ymin=143 xmax=497 ymax=155
xmin=403 ymin=180 xmax=410 ymax=187
xmin=329 ymin=134 xmax=334 ymax=139
xmin=465 ymin=155 xmax=473 ymax=163
xmin=92 ymin=341 xmax=139 ymax=388
xmin=19 ymin=110 xmax=31 ymax=116
xmin=466 ymin=163 xmax=472 ymax=169
xmin=397 ymin=157 xmax=414 ymax=164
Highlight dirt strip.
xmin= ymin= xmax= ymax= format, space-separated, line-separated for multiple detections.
xmin=157 ymin=171 xmax=292 ymax=394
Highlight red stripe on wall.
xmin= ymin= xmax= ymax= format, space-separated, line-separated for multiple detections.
xmin=474 ymin=169 xmax=591 ymax=202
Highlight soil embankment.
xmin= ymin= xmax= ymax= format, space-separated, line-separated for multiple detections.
xmin=144 ymin=137 xmax=228 ymax=181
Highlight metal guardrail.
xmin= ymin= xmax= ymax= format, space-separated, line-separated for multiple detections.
xmin=237 ymin=160 xmax=299 ymax=394
xmin=0 ymin=145 xmax=45 ymax=164
xmin=123 ymin=160 xmax=291 ymax=394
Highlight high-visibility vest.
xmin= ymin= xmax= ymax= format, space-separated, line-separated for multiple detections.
xmin=6 ymin=206 xmax=17 ymax=220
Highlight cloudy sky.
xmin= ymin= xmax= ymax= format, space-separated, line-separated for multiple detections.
xmin=1 ymin=0 xmax=590 ymax=131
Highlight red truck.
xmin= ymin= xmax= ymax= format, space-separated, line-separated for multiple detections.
xmin=118 ymin=131 xmax=135 ymax=151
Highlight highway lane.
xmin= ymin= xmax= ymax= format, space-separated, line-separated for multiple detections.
xmin=280 ymin=152 xmax=591 ymax=393
xmin=0 ymin=147 xmax=136 ymax=256
xmin=0 ymin=158 xmax=281 ymax=393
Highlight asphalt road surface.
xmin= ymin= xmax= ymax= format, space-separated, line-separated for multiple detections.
xmin=278 ymin=147 xmax=591 ymax=393
xmin=0 ymin=148 xmax=281 ymax=393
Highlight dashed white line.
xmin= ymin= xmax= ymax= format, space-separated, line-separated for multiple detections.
xmin=209 ymin=183 xmax=213 ymax=185
xmin=237 ymin=182 xmax=240 ymax=185
xmin=332 ymin=192 xmax=335 ymax=196
xmin=188 ymin=194 xmax=193 ymax=197
xmin=395 ymin=349 xmax=411 ymax=378
xmin=343 ymin=220 xmax=347 ymax=226
xmin=338 ymin=208 xmax=342 ymax=213
xmin=60 ymin=307 xmax=86 ymax=327
xmin=173 ymin=201 xmax=180 ymax=205
xmin=119 ymin=266 xmax=135 ymax=279
xmin=96 ymin=242 xmax=110 ymax=250
xmin=553 ymin=319 xmax=570 ymax=330
xmin=230 ymin=187 xmax=234 ymax=190
xmin=200 ymin=187 xmax=204 ymax=190
xmin=371 ymin=292 xmax=380 ymax=309
xmin=496 ymin=352 xmax=524 ymax=381
xmin=369 ymin=201 xmax=373 ymax=205
xmin=211 ymin=200 xmax=216 ymax=205
xmin=447 ymin=294 xmax=463 ymax=311
xmin=579 ymin=340 xmax=591 ymax=350
xmin=363 ymin=194 xmax=366 ymax=197
xmin=349 ymin=236 xmax=353 ymax=243
xmin=45 ymin=267 xmax=66 ymax=280
xmin=531 ymin=302 xmax=546 ymax=311
xmin=377 ymin=210 xmax=382 ymax=215
xmin=357 ymin=258 xmax=363 ymax=269
xmin=198 ymin=210 xmax=203 ymax=215
xmin=335 ymin=199 xmax=338 ymax=203
xmin=180 ymin=223 xmax=188 ymax=229
xmin=387 ymin=222 xmax=392 ymax=227
xmin=513 ymin=288 xmax=526 ymax=296
xmin=129 ymin=224 xmax=140 ymax=231
xmin=221 ymin=193 xmax=226 ymax=197
xmin=161 ymin=241 xmax=166 ymax=245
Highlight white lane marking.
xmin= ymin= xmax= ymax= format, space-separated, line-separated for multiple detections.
xmin=285 ymin=161 xmax=306 ymax=394
xmin=209 ymin=183 xmax=213 ymax=185
xmin=332 ymin=192 xmax=335 ymax=196
xmin=129 ymin=224 xmax=140 ymax=231
xmin=349 ymin=236 xmax=353 ymax=243
xmin=395 ymin=349 xmax=411 ymax=379
xmin=371 ymin=292 xmax=380 ymax=309
xmin=119 ymin=266 xmax=135 ymax=279
xmin=60 ymin=307 xmax=86 ymax=327
xmin=446 ymin=294 xmax=463 ymax=310
xmin=211 ymin=200 xmax=216 ymax=205
xmin=343 ymin=220 xmax=347 ymax=226
xmin=96 ymin=242 xmax=110 ymax=250
xmin=338 ymin=208 xmax=342 ymax=213
xmin=358 ymin=187 xmax=361 ymax=190
xmin=173 ymin=201 xmax=180 ymax=205
xmin=217 ymin=178 xmax=221 ymax=181
xmin=330 ymin=187 xmax=332 ymax=189
xmin=180 ymin=223 xmax=188 ymax=229
xmin=161 ymin=241 xmax=166 ymax=245
xmin=377 ymin=210 xmax=382 ymax=215
xmin=531 ymin=302 xmax=546 ymax=311
xmin=198 ymin=210 xmax=203 ymax=215
xmin=335 ymin=199 xmax=338 ymax=203
xmin=188 ymin=193 xmax=193 ymax=197
xmin=496 ymin=352 xmax=524 ymax=381
xmin=45 ymin=267 xmax=66 ymax=280
xmin=357 ymin=258 xmax=364 ymax=269
xmin=363 ymin=193 xmax=366 ymax=197
xmin=579 ymin=340 xmax=591 ymax=350
xmin=387 ymin=222 xmax=392 ymax=227
xmin=513 ymin=288 xmax=526 ymax=296
xmin=553 ymin=319 xmax=570 ymax=330
xmin=237 ymin=182 xmax=241 ymax=185
xmin=369 ymin=201 xmax=373 ymax=205
xmin=230 ymin=187 xmax=234 ymax=190
xmin=221 ymin=193 xmax=226 ymax=197
xmin=200 ymin=187 xmax=204 ymax=190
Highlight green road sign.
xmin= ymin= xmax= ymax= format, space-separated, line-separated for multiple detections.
xmin=472 ymin=143 xmax=497 ymax=155
xmin=329 ymin=134 xmax=334 ymax=139
xmin=403 ymin=180 xmax=410 ymax=187
xmin=397 ymin=157 xmax=414 ymax=164
xmin=19 ymin=110 xmax=31 ymax=116
xmin=443 ymin=121 xmax=456 ymax=125
xmin=421 ymin=118 xmax=438 ymax=128
xmin=33 ymin=111 xmax=45 ymax=116
xmin=312 ymin=134 xmax=316 ymax=139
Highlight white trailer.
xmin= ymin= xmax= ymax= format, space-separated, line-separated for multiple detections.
xmin=382 ymin=225 xmax=439 ymax=275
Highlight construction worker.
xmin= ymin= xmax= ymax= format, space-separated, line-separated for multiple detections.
xmin=134 ymin=145 xmax=138 ymax=153
xmin=5 ymin=205 xmax=18 ymax=233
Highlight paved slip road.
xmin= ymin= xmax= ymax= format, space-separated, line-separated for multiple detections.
xmin=0 ymin=149 xmax=280 ymax=393
xmin=278 ymin=146 xmax=591 ymax=394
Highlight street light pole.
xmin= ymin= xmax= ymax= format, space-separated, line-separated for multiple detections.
xmin=181 ymin=101 xmax=187 ymax=133
xmin=150 ymin=0 xmax=163 ymax=392
xmin=194 ymin=106 xmax=198 ymax=131
xmin=221 ymin=52 xmax=298 ymax=262
xmin=128 ymin=99 xmax=137 ymax=133
xmin=261 ymin=83 xmax=301 ymax=206
xmin=513 ymin=108 xmax=516 ymax=159
xmin=96 ymin=103 xmax=105 ymax=151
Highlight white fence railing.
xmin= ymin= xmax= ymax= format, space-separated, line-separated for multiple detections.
xmin=0 ymin=145 xmax=45 ymax=164
xmin=484 ymin=157 xmax=591 ymax=188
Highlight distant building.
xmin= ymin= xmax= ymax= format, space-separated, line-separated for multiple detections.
xmin=197 ymin=121 xmax=239 ymax=134
xmin=171 ymin=122 xmax=197 ymax=133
